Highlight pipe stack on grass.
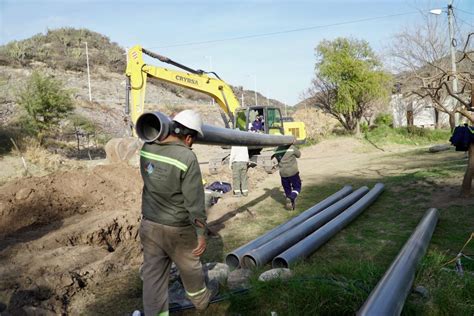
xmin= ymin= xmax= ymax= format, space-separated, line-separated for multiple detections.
xmin=225 ymin=185 xmax=354 ymax=269
xmin=241 ymin=187 xmax=370 ymax=268
xmin=227 ymin=183 xmax=385 ymax=270
xmin=272 ymin=183 xmax=385 ymax=268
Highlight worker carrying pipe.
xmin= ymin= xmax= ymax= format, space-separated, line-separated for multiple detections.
xmin=137 ymin=110 xmax=218 ymax=315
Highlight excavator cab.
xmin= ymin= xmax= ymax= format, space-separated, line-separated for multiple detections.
xmin=235 ymin=106 xmax=306 ymax=143
xmin=235 ymin=106 xmax=284 ymax=136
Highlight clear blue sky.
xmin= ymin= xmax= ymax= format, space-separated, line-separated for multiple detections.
xmin=1 ymin=0 xmax=473 ymax=105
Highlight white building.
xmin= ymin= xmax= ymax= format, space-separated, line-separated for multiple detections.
xmin=391 ymin=94 xmax=450 ymax=128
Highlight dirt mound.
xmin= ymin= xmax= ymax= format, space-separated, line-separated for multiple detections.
xmin=0 ymin=163 xmax=143 ymax=314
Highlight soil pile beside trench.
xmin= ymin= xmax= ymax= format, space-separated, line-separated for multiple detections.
xmin=0 ymin=163 xmax=143 ymax=314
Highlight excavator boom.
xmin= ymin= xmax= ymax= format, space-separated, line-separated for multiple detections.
xmin=126 ymin=45 xmax=239 ymax=130
xmin=107 ymin=45 xmax=306 ymax=171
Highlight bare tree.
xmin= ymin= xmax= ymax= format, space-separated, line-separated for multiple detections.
xmin=389 ymin=14 xmax=473 ymax=129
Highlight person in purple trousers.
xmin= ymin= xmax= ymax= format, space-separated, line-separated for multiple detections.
xmin=272 ymin=143 xmax=302 ymax=210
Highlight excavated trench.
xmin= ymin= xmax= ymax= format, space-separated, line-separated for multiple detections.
xmin=0 ymin=163 xmax=143 ymax=314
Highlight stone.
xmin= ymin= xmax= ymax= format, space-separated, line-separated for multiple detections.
xmin=227 ymin=268 xmax=252 ymax=290
xmin=429 ymin=144 xmax=451 ymax=153
xmin=258 ymin=268 xmax=293 ymax=282
xmin=203 ymin=262 xmax=230 ymax=284
xmin=413 ymin=285 xmax=429 ymax=298
xmin=15 ymin=188 xmax=32 ymax=200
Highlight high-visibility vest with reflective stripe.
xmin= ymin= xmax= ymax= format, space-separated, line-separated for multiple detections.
xmin=140 ymin=142 xmax=207 ymax=235
xmin=140 ymin=150 xmax=188 ymax=172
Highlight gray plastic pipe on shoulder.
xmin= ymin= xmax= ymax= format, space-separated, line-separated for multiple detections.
xmin=272 ymin=183 xmax=385 ymax=269
xmin=357 ymin=208 xmax=439 ymax=316
xmin=135 ymin=111 xmax=295 ymax=147
xmin=225 ymin=186 xmax=353 ymax=269
xmin=241 ymin=186 xmax=370 ymax=269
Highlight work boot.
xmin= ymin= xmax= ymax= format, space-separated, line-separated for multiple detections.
xmin=291 ymin=198 xmax=297 ymax=211
xmin=191 ymin=280 xmax=220 ymax=311
xmin=285 ymin=198 xmax=292 ymax=210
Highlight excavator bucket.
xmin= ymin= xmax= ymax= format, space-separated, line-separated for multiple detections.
xmin=104 ymin=137 xmax=142 ymax=165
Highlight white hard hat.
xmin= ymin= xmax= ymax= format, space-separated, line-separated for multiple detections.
xmin=173 ymin=110 xmax=204 ymax=137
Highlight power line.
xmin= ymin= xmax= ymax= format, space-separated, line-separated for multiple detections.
xmin=455 ymin=7 xmax=474 ymax=15
xmin=148 ymin=11 xmax=419 ymax=49
xmin=456 ymin=16 xmax=474 ymax=28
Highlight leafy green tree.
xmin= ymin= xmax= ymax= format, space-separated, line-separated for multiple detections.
xmin=17 ymin=71 xmax=74 ymax=143
xmin=307 ymin=37 xmax=392 ymax=134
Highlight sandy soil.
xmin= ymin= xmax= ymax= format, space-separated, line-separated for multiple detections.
xmin=0 ymin=138 xmax=467 ymax=314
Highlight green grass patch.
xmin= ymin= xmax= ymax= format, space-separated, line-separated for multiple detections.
xmin=364 ymin=125 xmax=452 ymax=146
xmin=223 ymin=148 xmax=473 ymax=315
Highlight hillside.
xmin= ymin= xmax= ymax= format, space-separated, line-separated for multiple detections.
xmin=0 ymin=28 xmax=125 ymax=73
xmin=0 ymin=28 xmax=299 ymax=146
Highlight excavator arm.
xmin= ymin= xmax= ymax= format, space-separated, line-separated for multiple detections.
xmin=125 ymin=45 xmax=240 ymax=129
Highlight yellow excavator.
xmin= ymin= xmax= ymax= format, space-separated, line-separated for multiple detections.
xmin=107 ymin=45 xmax=306 ymax=173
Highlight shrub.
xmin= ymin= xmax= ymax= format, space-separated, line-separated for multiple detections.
xmin=360 ymin=122 xmax=369 ymax=133
xmin=16 ymin=71 xmax=74 ymax=144
xmin=374 ymin=113 xmax=393 ymax=126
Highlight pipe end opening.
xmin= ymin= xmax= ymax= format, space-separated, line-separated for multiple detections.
xmin=136 ymin=113 xmax=163 ymax=143
xmin=272 ymin=257 xmax=288 ymax=269
xmin=225 ymin=254 xmax=240 ymax=269
xmin=241 ymin=256 xmax=257 ymax=269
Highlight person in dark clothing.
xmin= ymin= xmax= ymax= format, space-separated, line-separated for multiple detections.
xmin=450 ymin=124 xmax=474 ymax=151
xmin=251 ymin=115 xmax=264 ymax=132
xmin=273 ymin=143 xmax=302 ymax=210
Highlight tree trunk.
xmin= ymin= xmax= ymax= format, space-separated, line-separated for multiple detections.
xmin=448 ymin=112 xmax=456 ymax=131
xmin=355 ymin=120 xmax=361 ymax=136
xmin=407 ymin=110 xmax=414 ymax=127
xmin=461 ymin=143 xmax=474 ymax=197
xmin=434 ymin=109 xmax=440 ymax=129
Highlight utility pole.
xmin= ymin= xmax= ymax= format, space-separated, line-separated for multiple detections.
xmin=430 ymin=1 xmax=459 ymax=124
xmin=205 ymin=56 xmax=215 ymax=108
xmin=241 ymin=90 xmax=245 ymax=107
xmin=254 ymin=75 xmax=258 ymax=106
xmin=85 ymin=42 xmax=92 ymax=102
xmin=447 ymin=3 xmax=458 ymax=94
xmin=447 ymin=2 xmax=459 ymax=123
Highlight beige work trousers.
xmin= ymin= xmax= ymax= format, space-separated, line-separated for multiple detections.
xmin=232 ymin=161 xmax=248 ymax=195
xmin=139 ymin=218 xmax=211 ymax=315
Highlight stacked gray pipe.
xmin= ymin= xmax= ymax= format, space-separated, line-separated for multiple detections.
xmin=241 ymin=186 xmax=370 ymax=269
xmin=225 ymin=185 xmax=353 ymax=269
xmin=272 ymin=183 xmax=385 ymax=269
xmin=357 ymin=208 xmax=439 ymax=316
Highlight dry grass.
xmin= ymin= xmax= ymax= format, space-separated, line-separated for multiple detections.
xmin=292 ymin=107 xmax=339 ymax=142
